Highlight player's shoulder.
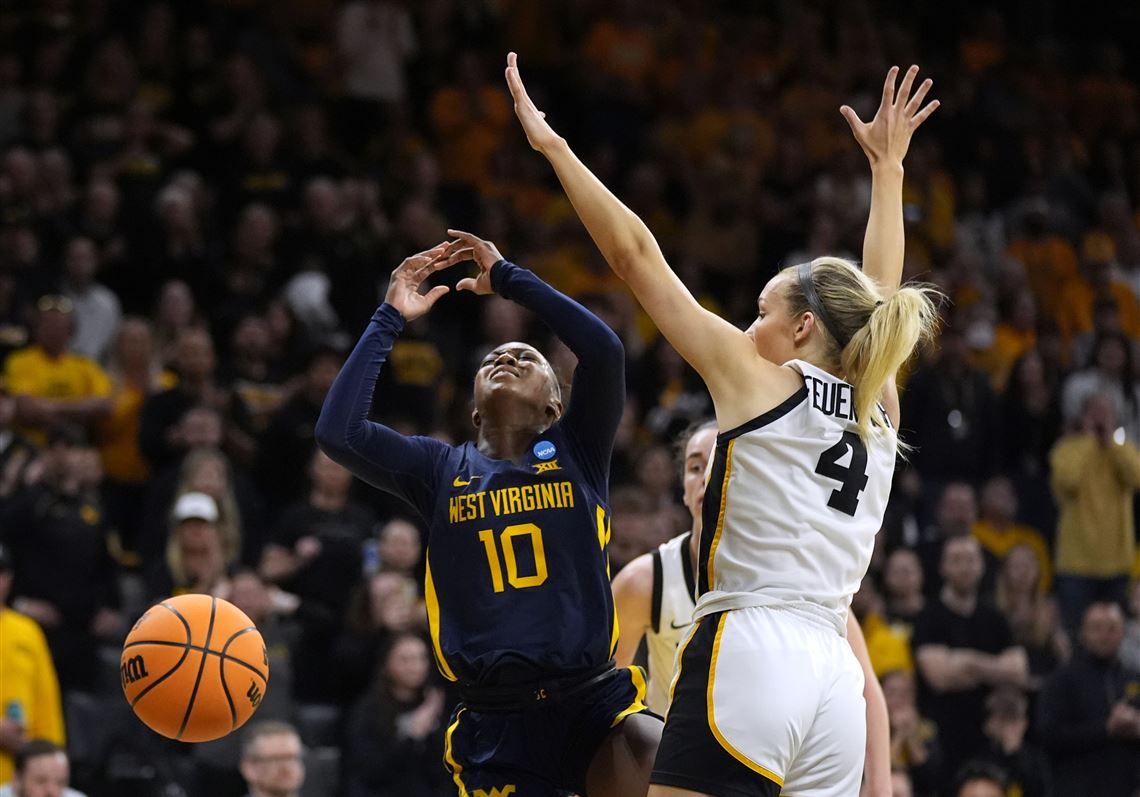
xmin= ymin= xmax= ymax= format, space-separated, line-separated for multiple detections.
xmin=612 ymin=550 xmax=655 ymax=595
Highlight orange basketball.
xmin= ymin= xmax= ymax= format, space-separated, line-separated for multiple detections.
xmin=121 ymin=594 xmax=269 ymax=742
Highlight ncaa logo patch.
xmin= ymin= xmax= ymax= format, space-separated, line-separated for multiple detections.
xmin=533 ymin=440 xmax=556 ymax=460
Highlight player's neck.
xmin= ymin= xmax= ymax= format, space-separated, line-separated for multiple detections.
xmin=476 ymin=414 xmax=551 ymax=461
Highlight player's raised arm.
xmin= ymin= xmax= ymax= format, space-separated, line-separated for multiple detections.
xmin=315 ymin=245 xmax=453 ymax=513
xmin=840 ymin=65 xmax=940 ymax=296
xmin=505 ymin=52 xmax=758 ymax=401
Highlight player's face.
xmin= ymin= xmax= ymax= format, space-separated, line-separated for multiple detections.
xmin=682 ymin=427 xmax=718 ymax=526
xmin=473 ymin=343 xmax=561 ymax=421
xmin=745 ymin=275 xmax=799 ymax=366
xmin=244 ymin=733 xmax=305 ymax=796
xmin=15 ymin=752 xmax=69 ymax=797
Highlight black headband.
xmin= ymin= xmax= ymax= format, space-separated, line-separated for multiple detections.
xmin=797 ymin=262 xmax=851 ymax=349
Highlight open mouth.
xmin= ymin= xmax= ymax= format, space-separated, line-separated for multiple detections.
xmin=490 ymin=365 xmax=521 ymax=380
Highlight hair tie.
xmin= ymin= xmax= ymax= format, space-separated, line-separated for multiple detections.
xmin=797 ymin=262 xmax=850 ymax=348
xmin=875 ymin=300 xmax=884 ymax=307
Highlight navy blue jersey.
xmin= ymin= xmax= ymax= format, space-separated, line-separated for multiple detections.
xmin=316 ymin=260 xmax=626 ymax=687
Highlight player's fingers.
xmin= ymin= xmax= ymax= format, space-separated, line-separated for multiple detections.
xmin=442 ymin=247 xmax=476 ymax=267
xmin=839 ymin=105 xmax=865 ymax=133
xmin=905 ymin=78 xmax=933 ymax=116
xmin=456 ymin=277 xmax=478 ymax=293
xmin=447 ymin=229 xmax=485 ymax=251
xmin=896 ymin=65 xmax=919 ymax=108
xmin=910 ymin=99 xmax=941 ymax=129
xmin=881 ymin=66 xmax=899 ymax=108
xmin=422 ymin=285 xmax=449 ymax=306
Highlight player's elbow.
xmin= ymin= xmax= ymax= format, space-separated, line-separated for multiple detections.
xmin=314 ymin=404 xmax=348 ymax=460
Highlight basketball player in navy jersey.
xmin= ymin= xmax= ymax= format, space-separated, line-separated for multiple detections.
xmin=315 ymin=231 xmax=660 ymax=797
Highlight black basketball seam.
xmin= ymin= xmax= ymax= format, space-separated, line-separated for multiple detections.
xmin=176 ymin=597 xmax=217 ymax=740
xmin=122 ymin=636 xmax=268 ymax=682
xmin=127 ymin=603 xmax=194 ymax=708
xmin=218 ymin=626 xmax=262 ymax=729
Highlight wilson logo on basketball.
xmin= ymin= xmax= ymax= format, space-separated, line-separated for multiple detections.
xmin=246 ymin=681 xmax=263 ymax=709
xmin=120 ymin=655 xmax=149 ymax=687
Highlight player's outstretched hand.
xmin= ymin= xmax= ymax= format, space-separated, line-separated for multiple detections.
xmin=444 ymin=229 xmax=504 ymax=296
xmin=505 ymin=52 xmax=562 ymax=153
xmin=840 ymin=65 xmax=939 ymax=168
xmin=383 ymin=243 xmax=451 ymax=321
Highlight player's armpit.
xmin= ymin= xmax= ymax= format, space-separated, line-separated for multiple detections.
xmin=611 ymin=553 xmax=654 ymax=668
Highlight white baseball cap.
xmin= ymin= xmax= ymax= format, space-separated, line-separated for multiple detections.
xmin=172 ymin=492 xmax=219 ymax=523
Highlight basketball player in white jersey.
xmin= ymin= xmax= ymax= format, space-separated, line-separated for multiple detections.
xmin=508 ymin=55 xmax=940 ymax=797
xmin=612 ymin=420 xmax=716 ymax=712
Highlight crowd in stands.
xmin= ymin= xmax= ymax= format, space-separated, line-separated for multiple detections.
xmin=0 ymin=1 xmax=1138 ymax=796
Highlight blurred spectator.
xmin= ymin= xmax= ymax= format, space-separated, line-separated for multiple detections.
xmin=238 ymin=721 xmax=305 ymax=797
xmin=1005 ymin=199 xmax=1079 ymax=331
xmin=900 ymin=322 xmax=999 ymax=493
xmin=0 ymin=388 xmax=36 ymax=501
xmin=0 ymin=740 xmax=85 ymax=797
xmin=912 ymin=536 xmax=1028 ymax=776
xmin=260 ymin=450 xmax=377 ymax=619
xmin=2 ymin=297 xmax=111 ymax=446
xmin=607 ymin=485 xmax=658 ymax=573
xmin=890 ymin=770 xmax=913 ymax=797
xmin=342 ymin=633 xmax=447 ymax=797
xmin=1123 ymin=581 xmax=1140 ymax=673
xmin=253 ymin=345 xmax=343 ymax=516
xmin=224 ymin=314 xmax=288 ymax=434
xmin=976 ymin=687 xmax=1051 ymax=797
xmin=951 ymin=761 xmax=1008 ymax=797
xmin=0 ymin=544 xmax=64 ymax=785
xmin=376 ymin=517 xmax=422 ymax=578
xmin=56 ymin=237 xmax=120 ymax=364
xmin=1050 ymin=393 xmax=1140 ymax=636
xmin=1037 ymin=602 xmax=1140 ymax=797
xmin=1 ymin=429 xmax=122 ymax=692
xmin=145 ymin=491 xmax=234 ymax=600
xmin=995 ymin=544 xmax=1069 ymax=686
xmin=914 ymin=482 xmax=978 ymax=598
xmin=333 ymin=572 xmax=421 ymax=705
xmin=1060 ymin=332 xmax=1140 ymax=444
xmin=998 ymin=350 xmax=1062 ymax=532
xmin=882 ymin=669 xmax=942 ymax=797
xmin=1057 ymin=232 xmax=1140 ymax=347
xmin=882 ymin=548 xmax=925 ymax=640
xmin=853 ymin=576 xmax=913 ymax=678
xmin=98 ymin=317 xmax=175 ymax=555
xmin=151 ymin=280 xmax=197 ymax=368
xmin=971 ymin=475 xmax=1051 ymax=592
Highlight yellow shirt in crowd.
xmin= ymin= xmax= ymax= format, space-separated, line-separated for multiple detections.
xmin=2 ymin=345 xmax=112 ymax=444
xmin=861 ymin=613 xmax=914 ymax=678
xmin=972 ymin=519 xmax=1053 ymax=592
xmin=1050 ymin=435 xmax=1140 ymax=578
xmin=0 ymin=609 xmax=66 ymax=783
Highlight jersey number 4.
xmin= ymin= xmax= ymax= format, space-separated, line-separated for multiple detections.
xmin=814 ymin=431 xmax=869 ymax=516
xmin=478 ymin=524 xmax=548 ymax=593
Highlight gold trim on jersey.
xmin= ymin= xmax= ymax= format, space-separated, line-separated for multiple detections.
xmin=610 ymin=665 xmax=649 ymax=727
xmin=424 ymin=552 xmax=458 ymax=682
xmin=706 ymin=439 xmax=735 ymax=590
xmin=706 ymin=614 xmax=784 ymax=786
xmin=444 ymin=707 xmax=468 ymax=796
xmin=668 ymin=621 xmax=700 ymax=708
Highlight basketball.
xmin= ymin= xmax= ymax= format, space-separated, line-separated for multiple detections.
xmin=121 ymin=594 xmax=269 ymax=743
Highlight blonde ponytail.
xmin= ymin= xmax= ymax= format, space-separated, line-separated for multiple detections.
xmin=782 ymin=257 xmax=941 ymax=446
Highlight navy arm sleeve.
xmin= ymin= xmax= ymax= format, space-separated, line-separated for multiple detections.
xmin=491 ymin=260 xmax=625 ymax=491
xmin=314 ymin=304 xmax=450 ymax=521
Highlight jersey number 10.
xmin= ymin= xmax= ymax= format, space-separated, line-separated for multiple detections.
xmin=478 ymin=523 xmax=549 ymax=592
xmin=814 ymin=431 xmax=869 ymax=516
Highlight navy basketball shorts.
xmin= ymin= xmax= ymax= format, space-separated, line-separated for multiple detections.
xmin=444 ymin=664 xmax=649 ymax=796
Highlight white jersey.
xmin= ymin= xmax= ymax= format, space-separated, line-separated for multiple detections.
xmin=644 ymin=531 xmax=697 ymax=714
xmin=694 ymin=360 xmax=896 ymax=635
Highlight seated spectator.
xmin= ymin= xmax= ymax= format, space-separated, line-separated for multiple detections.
xmin=1038 ymin=602 xmax=1140 ymax=797
xmin=145 ymin=492 xmax=234 ymax=600
xmin=0 ymin=388 xmax=37 ymax=502
xmin=853 ymin=576 xmax=914 ymax=677
xmin=57 ymin=236 xmax=120 ymax=364
xmin=1057 ymin=232 xmax=1140 ymax=351
xmin=1060 ymin=332 xmax=1140 ymax=444
xmin=890 ymin=770 xmax=913 ymax=797
xmin=2 ymin=429 xmax=122 ymax=692
xmin=882 ymin=548 xmax=926 ymax=640
xmin=976 ymin=687 xmax=1051 ymax=797
xmin=3 ymin=296 xmax=112 ymax=446
xmin=1050 ymin=393 xmax=1140 ymax=637
xmin=915 ymin=482 xmax=979 ymax=598
xmin=971 ymin=474 xmax=1051 ymax=593
xmin=995 ymin=543 xmax=1069 ymax=685
xmin=951 ymin=760 xmax=1008 ymax=797
xmin=913 ymin=536 xmax=1028 ymax=777
xmin=238 ymin=721 xmax=305 ymax=797
xmin=376 ymin=517 xmax=422 ymax=578
xmin=260 ymin=451 xmax=378 ymax=620
xmin=0 ymin=740 xmax=86 ymax=797
xmin=0 ymin=545 xmax=64 ymax=785
xmin=222 ymin=314 xmax=288 ymax=435
xmin=332 ymin=572 xmax=422 ymax=705
xmin=1122 ymin=580 xmax=1140 ymax=673
xmin=882 ymin=669 xmax=943 ymax=796
xmin=343 ymin=633 xmax=447 ymax=797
